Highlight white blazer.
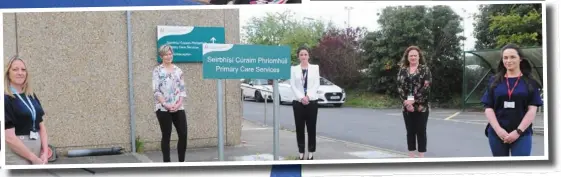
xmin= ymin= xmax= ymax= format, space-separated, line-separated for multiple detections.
xmin=290 ymin=64 xmax=321 ymax=101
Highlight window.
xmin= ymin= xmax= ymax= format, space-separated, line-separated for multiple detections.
xmin=320 ymin=77 xmax=334 ymax=85
xmin=252 ymin=79 xmax=269 ymax=85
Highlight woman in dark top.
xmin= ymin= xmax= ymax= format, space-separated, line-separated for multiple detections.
xmin=396 ymin=46 xmax=432 ymax=158
xmin=4 ymin=56 xmax=50 ymax=165
xmin=481 ymin=44 xmax=542 ymax=156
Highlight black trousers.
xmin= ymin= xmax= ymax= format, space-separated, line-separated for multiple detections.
xmin=156 ymin=110 xmax=188 ymax=162
xmin=292 ymin=100 xmax=319 ymax=153
xmin=402 ymin=110 xmax=429 ymax=152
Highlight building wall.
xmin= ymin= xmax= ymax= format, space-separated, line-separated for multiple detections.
xmin=2 ymin=9 xmax=242 ymax=154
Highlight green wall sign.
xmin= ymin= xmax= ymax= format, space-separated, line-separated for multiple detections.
xmin=202 ymin=44 xmax=291 ymax=79
xmin=157 ymin=25 xmax=225 ymax=63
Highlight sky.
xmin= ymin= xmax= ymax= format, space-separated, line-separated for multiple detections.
xmin=239 ymin=1 xmax=481 ymax=51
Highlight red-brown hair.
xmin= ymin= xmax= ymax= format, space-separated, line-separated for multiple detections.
xmin=399 ymin=46 xmax=426 ymax=68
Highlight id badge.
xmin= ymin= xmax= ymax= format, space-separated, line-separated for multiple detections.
xmin=29 ymin=131 xmax=39 ymax=140
xmin=504 ymin=101 xmax=515 ymax=109
xmin=407 ymin=95 xmax=415 ymax=101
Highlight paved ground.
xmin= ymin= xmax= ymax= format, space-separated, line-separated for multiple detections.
xmin=143 ymin=120 xmax=405 ymax=162
xmin=243 ymin=101 xmax=546 ymax=158
xmin=5 ymin=101 xmax=547 ymax=176
xmin=7 ymin=120 xmax=406 ymax=176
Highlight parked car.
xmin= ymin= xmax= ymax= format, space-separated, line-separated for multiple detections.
xmin=240 ymin=77 xmax=346 ymax=107
xmin=278 ymin=77 xmax=346 ymax=107
xmin=240 ymin=79 xmax=273 ymax=102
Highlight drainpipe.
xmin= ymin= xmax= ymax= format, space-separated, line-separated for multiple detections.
xmin=126 ymin=10 xmax=137 ymax=153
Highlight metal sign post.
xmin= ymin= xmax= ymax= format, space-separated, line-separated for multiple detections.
xmin=202 ymin=43 xmax=291 ymax=162
xmin=217 ymin=79 xmax=224 ymax=161
xmin=264 ymin=90 xmax=268 ymax=125
xmin=272 ymin=80 xmax=280 ymax=160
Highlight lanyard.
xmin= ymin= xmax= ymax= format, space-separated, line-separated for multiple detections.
xmin=301 ymin=69 xmax=307 ymax=83
xmin=302 ymin=69 xmax=308 ymax=94
xmin=10 ymin=86 xmax=37 ymax=131
xmin=505 ymin=73 xmax=522 ymax=100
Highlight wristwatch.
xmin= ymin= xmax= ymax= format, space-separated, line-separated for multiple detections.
xmin=516 ymin=128 xmax=524 ymax=135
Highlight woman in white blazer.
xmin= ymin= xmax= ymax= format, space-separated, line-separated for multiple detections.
xmin=290 ymin=46 xmax=321 ymax=160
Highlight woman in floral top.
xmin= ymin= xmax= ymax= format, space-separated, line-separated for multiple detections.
xmin=152 ymin=44 xmax=188 ymax=162
xmin=396 ymin=46 xmax=432 ymax=158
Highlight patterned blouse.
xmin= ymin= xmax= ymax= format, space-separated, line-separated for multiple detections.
xmin=396 ymin=64 xmax=432 ymax=112
xmin=152 ymin=64 xmax=187 ymax=112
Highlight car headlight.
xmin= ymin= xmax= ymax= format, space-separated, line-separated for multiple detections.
xmin=342 ymin=89 xmax=345 ymax=93
xmin=317 ymin=90 xmax=324 ymax=94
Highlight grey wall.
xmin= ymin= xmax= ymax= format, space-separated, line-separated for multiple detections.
xmin=3 ymin=9 xmax=242 ymax=154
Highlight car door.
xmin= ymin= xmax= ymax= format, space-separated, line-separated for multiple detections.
xmin=247 ymin=79 xmax=258 ymax=98
xmin=240 ymin=79 xmax=252 ymax=97
xmin=278 ymin=79 xmax=293 ymax=101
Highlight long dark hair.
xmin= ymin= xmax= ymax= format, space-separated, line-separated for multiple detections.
xmin=489 ymin=44 xmax=538 ymax=92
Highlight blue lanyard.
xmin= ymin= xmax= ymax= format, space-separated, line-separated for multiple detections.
xmin=10 ymin=86 xmax=37 ymax=131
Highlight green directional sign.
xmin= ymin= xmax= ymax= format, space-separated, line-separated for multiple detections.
xmin=202 ymin=44 xmax=291 ymax=79
xmin=157 ymin=25 xmax=225 ymax=63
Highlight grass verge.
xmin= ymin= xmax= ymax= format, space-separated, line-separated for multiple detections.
xmin=344 ymin=90 xmax=465 ymax=109
xmin=344 ymin=90 xmax=400 ymax=109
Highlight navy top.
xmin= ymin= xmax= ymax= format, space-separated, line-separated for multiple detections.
xmin=4 ymin=93 xmax=45 ymax=136
xmin=481 ymin=75 xmax=543 ymax=136
xmin=302 ymin=69 xmax=308 ymax=95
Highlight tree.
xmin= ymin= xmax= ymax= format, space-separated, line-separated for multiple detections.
xmin=312 ymin=27 xmax=367 ymax=89
xmin=241 ymin=10 xmax=327 ymax=64
xmin=473 ymin=4 xmax=542 ymax=49
xmin=361 ymin=5 xmax=465 ymax=104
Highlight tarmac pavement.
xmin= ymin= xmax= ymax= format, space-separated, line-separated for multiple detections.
xmin=6 ymin=119 xmax=406 ymax=176
xmin=242 ymin=101 xmax=546 ymax=158
xmin=6 ymin=101 xmax=547 ymax=176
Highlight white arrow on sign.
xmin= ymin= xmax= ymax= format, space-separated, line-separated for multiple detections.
xmin=210 ymin=37 xmax=216 ymax=43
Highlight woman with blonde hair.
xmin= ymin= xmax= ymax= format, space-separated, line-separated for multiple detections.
xmin=4 ymin=56 xmax=50 ymax=165
xmin=396 ymin=46 xmax=432 ymax=158
xmin=153 ymin=44 xmax=188 ymax=162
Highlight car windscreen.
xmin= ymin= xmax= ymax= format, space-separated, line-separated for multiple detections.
xmin=253 ymin=79 xmax=269 ymax=85
xmin=320 ymin=78 xmax=334 ymax=85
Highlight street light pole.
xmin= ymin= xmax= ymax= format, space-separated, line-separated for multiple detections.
xmin=344 ymin=6 xmax=353 ymax=28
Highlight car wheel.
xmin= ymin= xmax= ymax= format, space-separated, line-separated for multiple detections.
xmin=255 ymin=91 xmax=264 ymax=102
xmin=334 ymin=103 xmax=343 ymax=107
